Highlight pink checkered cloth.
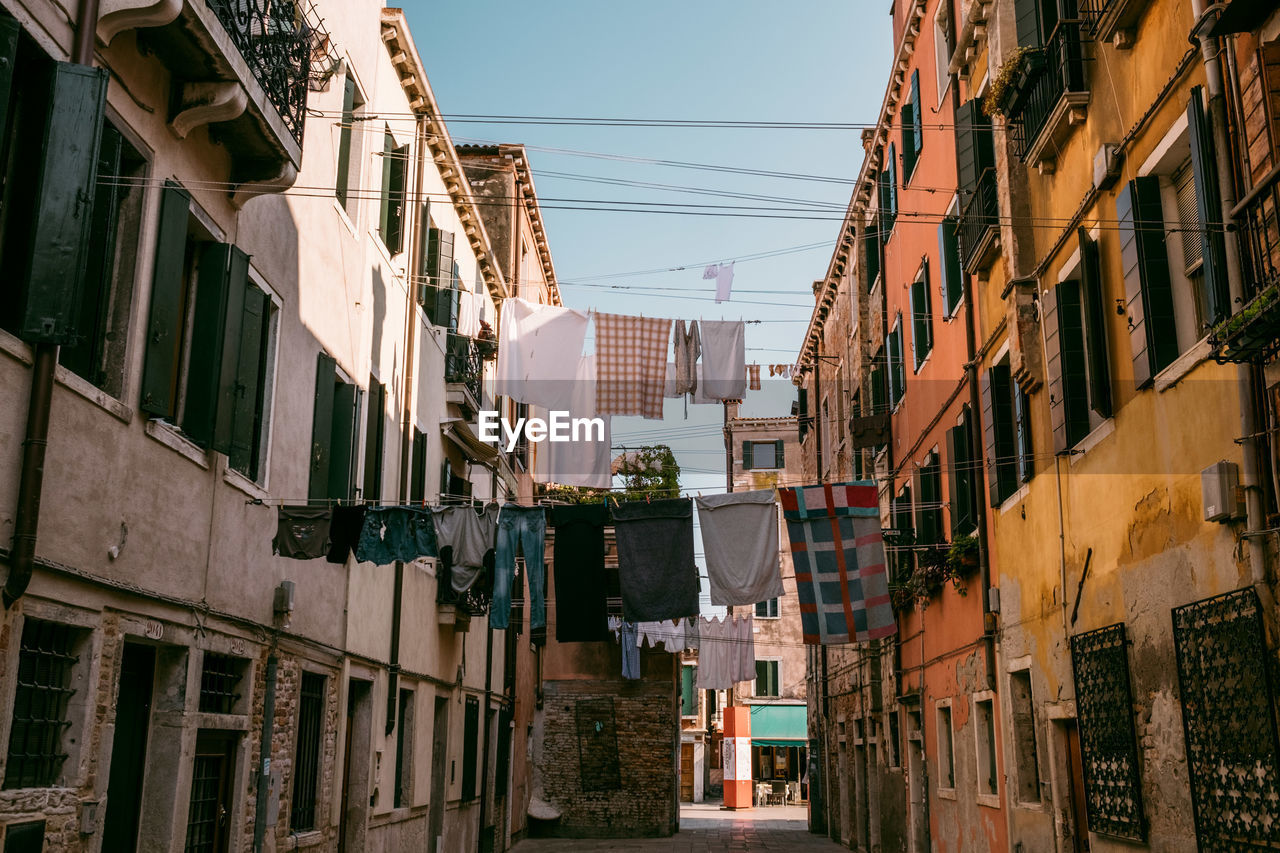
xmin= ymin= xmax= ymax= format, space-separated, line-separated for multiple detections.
xmin=594 ymin=312 xmax=672 ymax=419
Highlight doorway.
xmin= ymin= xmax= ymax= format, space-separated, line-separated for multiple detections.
xmin=102 ymin=643 xmax=155 ymax=851
xmin=428 ymin=695 xmax=451 ymax=853
xmin=907 ymin=711 xmax=927 ymax=853
xmin=184 ymin=731 xmax=237 ymax=853
xmin=338 ymin=680 xmax=373 ymax=853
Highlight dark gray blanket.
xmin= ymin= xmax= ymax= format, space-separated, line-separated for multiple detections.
xmin=612 ymin=498 xmax=699 ymax=622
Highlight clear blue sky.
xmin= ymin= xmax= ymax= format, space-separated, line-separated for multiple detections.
xmin=406 ymin=2 xmax=891 ymax=579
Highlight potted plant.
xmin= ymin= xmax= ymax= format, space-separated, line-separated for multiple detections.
xmin=1210 ymin=282 xmax=1280 ymax=363
xmin=947 ymin=534 xmax=980 ymax=575
xmin=984 ymin=46 xmax=1044 ymax=117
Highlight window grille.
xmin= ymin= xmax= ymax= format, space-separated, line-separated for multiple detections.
xmin=1069 ymin=623 xmax=1146 ymax=840
xmin=1173 ymin=587 xmax=1280 ymax=851
xmin=198 ymin=653 xmax=245 ymax=714
xmin=290 ymin=672 xmax=324 ymax=831
xmin=4 ymin=619 xmax=78 ymax=789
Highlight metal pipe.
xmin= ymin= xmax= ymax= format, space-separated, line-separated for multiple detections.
xmin=477 ymin=615 xmax=495 ymax=852
xmin=252 ymin=652 xmax=278 ymax=852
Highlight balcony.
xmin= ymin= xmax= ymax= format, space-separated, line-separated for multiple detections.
xmin=1007 ymin=21 xmax=1090 ymax=170
xmin=98 ymin=0 xmax=333 ymax=198
xmin=957 ymin=168 xmax=1000 ymax=273
xmin=1079 ymin=0 xmax=1148 ymax=46
xmin=445 ymin=332 xmax=485 ymax=413
xmin=1212 ymin=165 xmax=1280 ymax=363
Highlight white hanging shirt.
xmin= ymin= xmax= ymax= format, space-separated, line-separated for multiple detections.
xmin=494 ymin=296 xmax=589 ymax=411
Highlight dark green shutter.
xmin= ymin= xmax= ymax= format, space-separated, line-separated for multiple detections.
xmin=0 ymin=15 xmax=20 ymax=142
xmin=309 ymin=353 xmax=336 ymax=503
xmin=426 ymin=228 xmax=456 ymax=325
xmin=1077 ymin=229 xmax=1112 ymax=418
xmin=1014 ymin=383 xmax=1032 ymax=483
xmin=386 ymin=144 xmax=408 ymax=255
xmin=410 ymin=427 xmax=425 ymax=503
xmin=182 ymin=243 xmax=248 ymax=451
xmin=378 ymin=131 xmax=393 ymax=244
xmin=955 ymin=99 xmax=995 ymax=202
xmin=1116 ymin=178 xmax=1177 ymax=388
xmin=775 ymin=440 xmax=785 ymax=467
xmin=912 ymin=262 xmax=932 ymax=370
xmin=902 ymin=72 xmax=918 ymax=179
xmin=888 ymin=142 xmax=898 ymax=217
xmin=18 ymin=63 xmax=109 ymax=344
xmin=939 ymin=218 xmax=962 ymax=317
xmin=229 ymin=286 xmax=267 ymax=475
xmin=947 ymin=416 xmax=975 ymax=533
xmin=462 ymin=696 xmax=479 ymax=801
xmin=140 ymin=183 xmax=192 ymax=417
xmin=682 ymin=666 xmax=695 ymax=716
xmin=889 ymin=321 xmax=906 ymax=405
xmin=910 ymin=69 xmax=923 ymax=171
xmin=742 ymin=441 xmax=754 ymax=470
xmin=414 ymin=201 xmax=431 ymax=305
xmin=980 ymin=366 xmax=1017 ymax=506
xmin=1187 ymin=86 xmax=1231 ymax=325
xmin=329 ymin=381 xmax=357 ymax=501
xmin=1015 ymin=0 xmax=1041 ymax=47
xmin=362 ymin=379 xmax=386 ymax=501
xmin=1044 ymin=282 xmax=1090 ymax=453
xmin=865 ymin=221 xmax=881 ymax=289
xmin=755 ymin=660 xmax=768 ymax=693
xmin=797 ymin=388 xmax=809 ymax=439
xmin=335 ymin=75 xmax=355 ymax=208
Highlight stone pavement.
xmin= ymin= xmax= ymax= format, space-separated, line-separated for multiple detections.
xmin=512 ymin=801 xmax=847 ymax=851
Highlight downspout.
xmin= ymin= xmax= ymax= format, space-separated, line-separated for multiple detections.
xmin=477 ymin=620 xmax=495 ymax=852
xmin=5 ymin=0 xmax=101 ymax=608
xmin=1191 ymin=0 xmax=1269 ymax=588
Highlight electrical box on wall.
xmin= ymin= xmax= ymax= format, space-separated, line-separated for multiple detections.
xmin=1202 ymin=461 xmax=1244 ymax=523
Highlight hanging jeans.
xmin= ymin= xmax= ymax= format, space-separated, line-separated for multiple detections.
xmin=492 ymin=505 xmax=546 ymax=630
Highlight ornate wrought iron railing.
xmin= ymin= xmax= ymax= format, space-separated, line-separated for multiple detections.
xmin=1008 ymin=21 xmax=1088 ymax=159
xmin=1077 ymin=0 xmax=1116 ymax=36
xmin=1172 ymin=587 xmax=1280 ymax=851
xmin=958 ymin=168 xmax=1000 ymax=270
xmin=445 ymin=332 xmax=484 ymax=405
xmin=207 ymin=0 xmax=311 ymax=144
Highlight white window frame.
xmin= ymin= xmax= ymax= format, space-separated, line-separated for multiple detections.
xmin=755 ymin=598 xmax=780 ymax=620
xmin=754 ymin=658 xmax=782 ymax=699
xmin=936 ymin=699 xmax=957 ymax=799
xmin=973 ymin=690 xmax=1000 ymax=807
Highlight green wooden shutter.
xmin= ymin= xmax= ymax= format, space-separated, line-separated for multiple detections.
xmin=681 ymin=666 xmax=695 ymax=716
xmin=386 ymin=144 xmax=408 ymax=255
xmin=775 ymin=439 xmax=785 ymax=468
xmin=1044 ymin=283 xmax=1090 ymax=453
xmin=141 ymin=183 xmax=192 ymax=417
xmin=309 ymin=353 xmax=337 ymax=503
xmin=461 ymin=696 xmax=479 ymax=801
xmin=362 ymin=379 xmax=386 ymax=501
xmin=0 ymin=15 xmax=20 ymax=142
xmin=742 ymin=441 xmax=754 ymax=470
xmin=1187 ymin=86 xmax=1231 ymax=325
xmin=939 ymin=218 xmax=962 ymax=317
xmin=335 ymin=75 xmax=355 ymax=208
xmin=329 ymin=381 xmax=357 ymax=501
xmin=19 ymin=63 xmax=109 ymax=344
xmin=426 ymin=228 xmax=456 ymax=326
xmin=1116 ymin=178 xmax=1177 ymax=388
xmin=902 ymin=73 xmax=918 ymax=179
xmin=378 ymin=131 xmax=393 ymax=243
xmin=980 ymin=366 xmax=1017 ymax=506
xmin=410 ymin=426 xmax=425 ymax=503
xmin=865 ymin=221 xmax=881 ymax=289
xmin=947 ymin=416 xmax=976 ymax=533
xmin=755 ymin=660 xmax=768 ymax=694
xmin=1014 ymin=383 xmax=1032 ymax=483
xmin=1015 ymin=0 xmax=1041 ymax=47
xmin=955 ymin=100 xmax=979 ymax=198
xmin=414 ymin=201 xmax=431 ymax=305
xmin=911 ymin=69 xmax=923 ymax=168
xmin=890 ymin=321 xmax=906 ymax=405
xmin=229 ymin=285 xmax=267 ymax=476
xmin=912 ymin=262 xmax=932 ymax=370
xmin=888 ymin=142 xmax=898 ymax=218
xmin=1077 ymin=229 xmax=1112 ymax=419
xmin=182 ymin=243 xmax=248 ymax=451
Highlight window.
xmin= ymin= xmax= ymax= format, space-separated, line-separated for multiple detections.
xmin=754 ymin=661 xmax=780 ymax=698
xmin=681 ymin=665 xmax=696 ymax=717
xmin=946 ymin=408 xmax=978 ymax=534
xmin=335 ymin=71 xmax=366 ymax=219
xmin=410 ymin=427 xmax=426 ymax=504
xmin=140 ymin=184 xmax=278 ymax=477
xmin=60 ymin=120 xmax=147 ymax=397
xmin=892 ymin=483 xmax=914 ymax=581
xmin=378 ymin=129 xmax=408 ymax=255
xmin=394 ymin=688 xmax=413 ymax=808
xmin=888 ymin=315 xmax=905 ymax=407
xmin=4 ymin=619 xmax=81 ymax=789
xmin=1009 ymin=670 xmax=1041 ymax=803
xmin=975 ymin=697 xmax=998 ymax=797
xmin=879 ymin=144 xmax=898 ymax=239
xmin=422 ymin=223 xmax=458 ymax=328
xmin=864 ymin=218 xmax=881 ymax=290
xmin=902 ymin=70 xmax=924 ymax=180
xmin=938 ymin=213 xmax=963 ymax=318
xmin=982 ymin=361 xmax=1032 ymax=505
xmin=362 ymin=378 xmax=386 ymax=501
xmin=743 ymin=440 xmax=784 ymax=470
xmin=1044 ymin=232 xmax=1112 ymax=454
xmin=198 ymin=653 xmax=247 ymax=714
xmin=869 ymin=347 xmax=888 ymax=419
xmin=461 ymin=695 xmax=479 ymax=801
xmin=934 ymin=0 xmax=954 ymax=103
xmin=936 ymin=704 xmax=955 ymax=789
xmin=755 ymin=598 xmax=779 ymax=619
xmin=308 ymin=354 xmax=358 ymax=502
xmin=914 ymin=452 xmax=943 ymax=545
xmin=888 ymin=709 xmax=902 ymax=768
xmin=290 ymin=672 xmax=325 ymax=831
xmin=911 ymin=262 xmax=933 ymax=371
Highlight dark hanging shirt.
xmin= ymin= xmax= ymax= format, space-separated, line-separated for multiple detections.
xmin=551 ymin=504 xmax=611 ymax=643
xmin=612 ymin=498 xmax=699 ymax=622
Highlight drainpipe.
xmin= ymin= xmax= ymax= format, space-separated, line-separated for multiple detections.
xmin=1191 ymin=0 xmax=1269 ymax=588
xmin=5 ymin=0 xmax=101 ymax=608
xmin=252 ymin=650 xmax=279 ymax=852
xmin=477 ymin=617 xmax=495 ymax=852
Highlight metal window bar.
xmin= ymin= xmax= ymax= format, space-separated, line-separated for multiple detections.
xmin=1076 ymin=0 xmax=1116 ymax=36
xmin=1172 ymin=586 xmax=1280 ymax=851
xmin=198 ymin=654 xmax=245 ymax=714
xmin=1009 ymin=21 xmax=1090 ymax=160
xmin=958 ymin=168 xmax=1000 ymax=271
xmin=444 ymin=332 xmax=484 ymax=407
xmin=289 ymin=672 xmax=325 ymax=832
xmin=185 ymin=753 xmax=223 ymax=853
xmin=3 ymin=619 xmax=78 ymax=790
xmin=1068 ymin=623 xmax=1147 ymax=841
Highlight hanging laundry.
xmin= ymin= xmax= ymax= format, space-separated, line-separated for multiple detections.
xmin=672 ymin=320 xmax=701 ymax=396
xmin=733 ymin=613 xmax=756 ymax=682
xmin=495 ymin=297 xmax=589 ymax=411
xmin=637 ymin=619 xmax=685 ymax=651
xmin=613 ymin=498 xmax=699 ymax=622
xmin=621 ymin=620 xmax=641 ymax=680
xmin=702 ymin=262 xmax=735 ymax=303
xmin=691 ymin=363 xmax=718 ymax=405
xmin=326 ymin=505 xmax=367 ymax=563
xmin=663 ymin=363 xmax=683 ymax=398
xmin=354 ymin=506 xmax=439 ymax=565
xmin=274 ymin=506 xmax=331 ymax=560
xmin=748 ymin=363 xmax=761 ymax=391
xmin=492 ymin=505 xmax=547 ymax=631
xmin=779 ymin=482 xmax=896 ymax=644
xmin=696 ymin=490 xmax=785 ymax=606
xmin=594 ymin=312 xmax=672 ymax=419
xmin=534 ymin=356 xmax=612 ymax=490
xmin=684 ymin=617 xmax=700 ymax=652
xmin=700 ymin=320 xmax=747 ymax=401
xmin=695 ymin=616 xmax=728 ymax=689
xmin=457 ymin=288 xmax=488 ymax=337
xmin=432 ymin=503 xmax=498 ymax=593
xmin=550 ymin=504 xmax=610 ymax=643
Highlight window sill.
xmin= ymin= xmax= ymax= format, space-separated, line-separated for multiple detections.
xmin=914 ymin=353 xmax=933 ymax=375
xmin=0 ymin=328 xmax=132 ymax=424
xmin=145 ymin=420 xmax=210 ymax=470
xmin=1154 ymin=336 xmax=1213 ymax=393
xmin=369 ymin=227 xmax=403 ymax=272
xmin=754 ymin=615 xmax=781 ymax=621
xmin=332 ymin=197 xmax=360 ymax=239
xmin=1068 ymin=419 xmax=1116 ymax=467
xmin=976 ymin=792 xmax=1001 ymax=809
xmin=223 ymin=464 xmax=269 ymax=501
xmin=284 ymin=830 xmax=326 ymax=851
xmin=937 ymin=786 xmax=958 ymax=801
xmin=1013 ymin=798 xmax=1045 ymax=811
xmin=998 ymin=484 xmax=1030 ymax=515
xmin=943 ymin=295 xmax=966 ymax=322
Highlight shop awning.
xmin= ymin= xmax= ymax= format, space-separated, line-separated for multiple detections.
xmin=749 ymin=704 xmax=807 ymax=747
xmin=442 ymin=418 xmax=499 ymax=465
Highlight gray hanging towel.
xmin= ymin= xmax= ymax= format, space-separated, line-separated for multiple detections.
xmin=700 ymin=320 xmax=746 ymax=401
xmin=273 ymin=506 xmax=331 ymax=560
xmin=696 ymin=489 xmax=784 ymax=606
xmin=613 ymin=498 xmax=699 ymax=622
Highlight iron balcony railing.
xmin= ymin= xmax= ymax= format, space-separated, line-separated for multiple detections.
xmin=207 ymin=0 xmax=311 ymax=144
xmin=1008 ymin=21 xmax=1088 ymax=159
xmin=445 ymin=331 xmax=484 ymax=406
xmin=1211 ymin=162 xmax=1280 ymax=362
xmin=958 ymin=168 xmax=1000 ymax=271
xmin=1077 ymin=0 xmax=1116 ymax=36
xmin=1233 ymin=161 xmax=1280 ymax=294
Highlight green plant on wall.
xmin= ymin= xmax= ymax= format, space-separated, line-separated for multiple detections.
xmin=537 ymin=444 xmax=681 ymax=504
xmin=983 ymin=46 xmax=1034 ymax=117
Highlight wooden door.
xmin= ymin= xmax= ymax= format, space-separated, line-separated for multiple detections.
xmin=1064 ymin=720 xmax=1090 ymax=853
xmin=680 ymin=742 xmax=695 ymax=802
xmin=185 ymin=731 xmax=236 ymax=853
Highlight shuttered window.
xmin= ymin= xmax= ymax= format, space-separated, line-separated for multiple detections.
xmin=1078 ymin=229 xmax=1113 ymax=420
xmin=410 ymin=427 xmax=426 ymax=504
xmin=865 ymin=220 xmax=881 ymax=290
xmin=888 ymin=317 xmax=906 ymax=407
xmin=362 ymin=378 xmax=386 ymax=501
xmin=378 ymin=132 xmax=408 ymax=255
xmin=1015 ymin=0 xmax=1042 ymax=47
xmin=946 ymin=409 xmax=977 ymax=534
xmin=892 ymin=484 xmax=914 ymax=580
xmin=915 ymin=452 xmax=943 ymax=545
xmin=754 ymin=661 xmax=780 ymax=698
xmin=870 ymin=349 xmax=888 ymax=418
xmin=1014 ymin=382 xmax=1033 ymax=484
xmin=335 ymin=74 xmax=365 ymax=216
xmin=424 ymin=226 xmax=458 ymax=328
xmin=182 ymin=244 xmax=250 ymax=451
xmin=1187 ymin=86 xmax=1231 ymax=326
xmin=981 ymin=364 xmax=1019 ymax=506
xmin=227 ymin=285 xmax=273 ymax=481
xmin=911 ymin=262 xmax=933 ymax=371
xmin=681 ymin=666 xmax=696 ymax=716
xmin=902 ymin=70 xmax=923 ymax=179
xmin=140 ymin=184 xmax=193 ymax=417
xmin=743 ymin=440 xmax=784 ymax=470
xmin=879 ymin=144 xmax=898 ymax=240
xmin=954 ymin=100 xmax=995 ymax=201
xmin=461 ymin=695 xmax=479 ymax=801
xmin=308 ymin=353 xmax=358 ymax=503
xmin=938 ymin=217 xmax=963 ymax=317
xmin=1117 ymin=178 xmax=1178 ymax=387
xmin=1043 ymin=282 xmax=1093 ymax=453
